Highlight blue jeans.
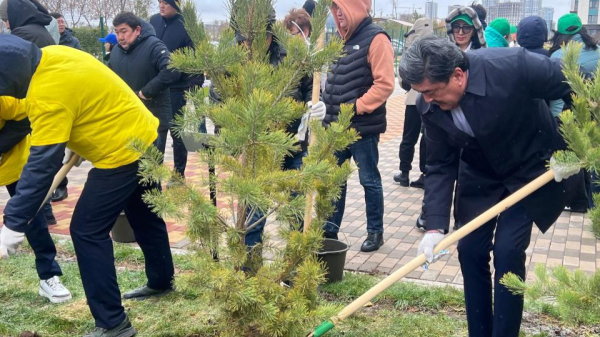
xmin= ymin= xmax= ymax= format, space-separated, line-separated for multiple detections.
xmin=245 ymin=151 xmax=306 ymax=247
xmin=458 ymin=201 xmax=533 ymax=337
xmin=323 ymin=133 xmax=384 ymax=234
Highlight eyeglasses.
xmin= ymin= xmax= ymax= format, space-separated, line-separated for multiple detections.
xmin=452 ymin=25 xmax=474 ymax=34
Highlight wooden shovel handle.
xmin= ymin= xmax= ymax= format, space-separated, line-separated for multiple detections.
xmin=333 ymin=169 xmax=555 ymax=321
xmin=303 ymin=31 xmax=326 ymax=233
xmin=39 ymin=154 xmax=81 ymax=212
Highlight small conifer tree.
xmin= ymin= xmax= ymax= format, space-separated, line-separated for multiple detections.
xmin=500 ymin=265 xmax=600 ymax=325
xmin=501 ymin=42 xmax=600 ymax=327
xmin=133 ymin=0 xmax=358 ymax=335
xmin=552 ymin=41 xmax=600 ymax=239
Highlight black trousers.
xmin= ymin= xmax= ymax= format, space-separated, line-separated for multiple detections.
xmin=564 ymin=169 xmax=590 ymax=210
xmin=58 ymin=176 xmax=68 ymax=189
xmin=457 ymin=201 xmax=533 ymax=337
xmin=70 ymin=161 xmax=174 ymax=329
xmin=169 ymin=90 xmax=188 ymax=176
xmin=399 ymin=105 xmax=426 ymax=173
xmin=6 ymin=181 xmax=62 ymax=280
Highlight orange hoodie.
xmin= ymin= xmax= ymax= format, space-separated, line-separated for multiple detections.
xmin=331 ymin=0 xmax=395 ymax=114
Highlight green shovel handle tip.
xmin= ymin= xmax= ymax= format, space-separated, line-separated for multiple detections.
xmin=312 ymin=320 xmax=335 ymax=337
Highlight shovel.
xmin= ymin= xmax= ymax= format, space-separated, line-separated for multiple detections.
xmin=38 ymin=153 xmax=81 ymax=211
xmin=0 ymin=154 xmax=81 ymax=259
xmin=302 ymin=29 xmax=326 ymax=233
xmin=308 ymin=169 xmax=556 ymax=336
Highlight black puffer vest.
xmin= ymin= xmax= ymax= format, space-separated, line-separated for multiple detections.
xmin=323 ymin=17 xmax=389 ymax=136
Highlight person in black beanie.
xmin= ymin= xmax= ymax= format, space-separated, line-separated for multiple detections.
xmin=303 ymin=0 xmax=316 ymax=16
xmin=150 ymin=0 xmax=204 ymax=185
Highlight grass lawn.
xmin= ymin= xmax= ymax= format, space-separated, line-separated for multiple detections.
xmin=0 ymin=237 xmax=597 ymax=336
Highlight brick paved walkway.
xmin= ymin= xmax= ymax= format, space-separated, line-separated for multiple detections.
xmin=1 ymin=86 xmax=598 ymax=286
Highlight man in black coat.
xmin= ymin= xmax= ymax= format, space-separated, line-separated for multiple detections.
xmin=110 ymin=12 xmax=178 ymax=155
xmin=150 ymin=0 xmax=203 ymax=179
xmin=399 ymin=36 xmax=574 ymax=337
xmin=49 ymin=12 xmax=81 ymax=49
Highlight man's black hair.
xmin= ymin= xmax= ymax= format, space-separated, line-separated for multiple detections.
xmin=113 ymin=12 xmax=141 ymax=30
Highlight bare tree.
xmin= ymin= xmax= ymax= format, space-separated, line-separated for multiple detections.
xmin=42 ymin=0 xmax=155 ymax=28
xmin=204 ymin=20 xmax=229 ymax=41
xmin=390 ymin=0 xmax=399 ymax=19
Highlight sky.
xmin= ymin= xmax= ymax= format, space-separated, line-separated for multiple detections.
xmin=194 ymin=0 xmax=571 ymax=25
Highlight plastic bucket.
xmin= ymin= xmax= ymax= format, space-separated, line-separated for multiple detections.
xmin=317 ymin=238 xmax=350 ymax=283
xmin=111 ymin=212 xmax=136 ymax=243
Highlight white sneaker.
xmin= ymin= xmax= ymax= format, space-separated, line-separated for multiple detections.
xmin=39 ymin=276 xmax=72 ymax=303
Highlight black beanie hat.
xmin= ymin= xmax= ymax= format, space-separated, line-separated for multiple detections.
xmin=303 ymin=0 xmax=316 ymax=17
xmin=164 ymin=0 xmax=180 ymax=12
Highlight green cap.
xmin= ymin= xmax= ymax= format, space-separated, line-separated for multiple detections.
xmin=451 ymin=14 xmax=473 ymax=26
xmin=557 ymin=13 xmax=582 ymax=35
xmin=489 ymin=18 xmax=510 ymax=37
xmin=510 ymin=25 xmax=517 ymax=34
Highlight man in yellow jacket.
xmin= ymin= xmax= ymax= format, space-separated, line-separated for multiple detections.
xmin=0 ymin=34 xmax=174 ymax=337
xmin=0 ymin=96 xmax=72 ymax=303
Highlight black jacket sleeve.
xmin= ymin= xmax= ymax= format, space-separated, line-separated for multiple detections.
xmin=189 ymin=74 xmax=205 ymax=88
xmin=0 ymin=118 xmax=31 ymax=153
xmin=522 ymin=50 xmax=572 ymax=102
xmin=302 ymin=75 xmax=314 ymax=103
xmin=141 ymin=41 xmax=180 ymax=98
xmin=418 ymin=98 xmax=459 ymax=233
xmin=73 ymin=37 xmax=81 ymax=50
xmin=3 ymin=143 xmax=66 ymax=232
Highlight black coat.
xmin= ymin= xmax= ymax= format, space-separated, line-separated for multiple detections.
xmin=418 ymin=48 xmax=572 ymax=233
xmin=59 ymin=28 xmax=81 ymax=49
xmin=109 ymin=20 xmax=178 ymax=125
xmin=150 ymin=13 xmax=203 ymax=90
xmin=7 ymin=0 xmax=55 ymax=48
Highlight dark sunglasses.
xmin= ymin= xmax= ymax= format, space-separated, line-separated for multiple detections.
xmin=452 ymin=25 xmax=474 ymax=34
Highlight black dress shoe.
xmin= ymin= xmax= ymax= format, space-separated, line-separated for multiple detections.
xmin=323 ymin=231 xmax=339 ymax=240
xmin=409 ymin=174 xmax=424 ymax=189
xmin=46 ymin=214 xmax=57 ymax=225
xmin=122 ymin=286 xmax=173 ymax=300
xmin=360 ymin=233 xmax=384 ymax=252
xmin=453 ymin=220 xmax=462 ymax=231
xmin=51 ymin=187 xmax=68 ymax=202
xmin=565 ymin=205 xmax=588 ymax=213
xmin=415 ymin=212 xmax=426 ymax=230
xmin=393 ymin=171 xmax=410 ymax=187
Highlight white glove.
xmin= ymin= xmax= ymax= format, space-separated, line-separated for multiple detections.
xmin=308 ymin=101 xmax=326 ymax=121
xmin=417 ymin=231 xmax=445 ymax=263
xmin=297 ymin=113 xmax=309 ymax=141
xmin=550 ymin=156 xmax=580 ymax=182
xmin=0 ymin=225 xmax=25 ymax=258
xmin=62 ymin=148 xmax=84 ymax=167
xmin=297 ymin=101 xmax=327 ymax=141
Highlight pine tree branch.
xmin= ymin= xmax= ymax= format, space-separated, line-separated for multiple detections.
xmin=245 ymin=205 xmax=280 ymax=232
